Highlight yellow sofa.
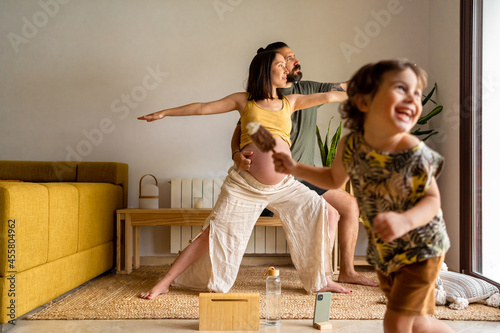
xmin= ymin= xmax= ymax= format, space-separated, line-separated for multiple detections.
xmin=0 ymin=161 xmax=128 ymax=324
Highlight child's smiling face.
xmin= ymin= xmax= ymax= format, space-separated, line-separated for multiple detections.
xmin=362 ymin=68 xmax=423 ymax=135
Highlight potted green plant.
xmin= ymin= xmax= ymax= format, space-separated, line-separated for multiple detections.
xmin=316 ymin=116 xmax=341 ymax=167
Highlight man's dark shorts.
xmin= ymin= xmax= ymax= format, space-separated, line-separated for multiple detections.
xmin=260 ymin=180 xmax=328 ymax=217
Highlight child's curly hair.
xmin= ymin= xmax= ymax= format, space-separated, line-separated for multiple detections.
xmin=340 ymin=59 xmax=428 ymax=132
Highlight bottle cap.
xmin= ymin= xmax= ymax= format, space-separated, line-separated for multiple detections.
xmin=263 ymin=266 xmax=279 ymax=278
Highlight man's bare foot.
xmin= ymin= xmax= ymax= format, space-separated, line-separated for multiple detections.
xmin=318 ymin=276 xmax=353 ymax=294
xmin=338 ymin=271 xmax=379 ymax=287
xmin=139 ymin=276 xmax=171 ymax=300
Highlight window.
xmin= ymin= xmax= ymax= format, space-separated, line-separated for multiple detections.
xmin=460 ymin=0 xmax=500 ymax=287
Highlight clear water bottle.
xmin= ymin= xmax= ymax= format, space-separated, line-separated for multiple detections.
xmin=264 ymin=266 xmax=281 ymax=326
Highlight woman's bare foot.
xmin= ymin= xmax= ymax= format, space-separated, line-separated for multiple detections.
xmin=139 ymin=275 xmax=172 ymax=300
xmin=318 ymin=276 xmax=353 ymax=294
xmin=338 ymin=271 xmax=379 ymax=287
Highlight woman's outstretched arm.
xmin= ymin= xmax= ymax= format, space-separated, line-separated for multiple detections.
xmin=138 ymin=92 xmax=248 ymax=122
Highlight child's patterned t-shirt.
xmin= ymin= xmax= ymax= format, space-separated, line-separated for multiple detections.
xmin=343 ymin=132 xmax=450 ymax=275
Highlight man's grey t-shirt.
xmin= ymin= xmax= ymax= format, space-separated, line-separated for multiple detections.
xmin=281 ymin=81 xmax=334 ymax=166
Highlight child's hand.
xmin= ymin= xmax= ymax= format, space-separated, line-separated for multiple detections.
xmin=372 ymin=212 xmax=412 ymax=242
xmin=273 ymin=152 xmax=297 ymax=174
xmin=138 ymin=112 xmax=164 ymax=122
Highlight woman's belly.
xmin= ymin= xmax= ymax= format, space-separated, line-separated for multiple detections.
xmin=241 ymin=138 xmax=291 ymax=185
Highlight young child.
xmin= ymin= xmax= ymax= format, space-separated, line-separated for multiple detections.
xmin=273 ymin=59 xmax=454 ymax=333
xmin=137 ymin=50 xmax=348 ymax=299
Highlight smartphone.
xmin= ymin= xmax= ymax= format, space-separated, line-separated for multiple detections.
xmin=313 ymin=292 xmax=332 ymax=324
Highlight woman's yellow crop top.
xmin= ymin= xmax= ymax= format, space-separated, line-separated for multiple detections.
xmin=240 ymin=96 xmax=292 ymax=149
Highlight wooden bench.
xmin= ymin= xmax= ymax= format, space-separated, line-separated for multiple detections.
xmin=115 ymin=208 xmax=339 ymax=274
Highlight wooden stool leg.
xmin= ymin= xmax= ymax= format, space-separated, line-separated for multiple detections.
xmin=116 ymin=212 xmax=124 ymax=273
xmin=124 ymin=214 xmax=133 ymax=274
xmin=133 ymin=226 xmax=140 ymax=269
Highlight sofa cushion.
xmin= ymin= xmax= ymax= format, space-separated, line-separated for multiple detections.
xmin=41 ymin=183 xmax=79 ymax=262
xmin=0 ymin=183 xmax=49 ymax=276
xmin=71 ymin=183 xmax=122 ymax=252
xmin=77 ymin=162 xmax=128 ymax=207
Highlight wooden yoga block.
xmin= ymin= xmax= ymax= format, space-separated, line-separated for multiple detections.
xmin=199 ymin=293 xmax=260 ymax=331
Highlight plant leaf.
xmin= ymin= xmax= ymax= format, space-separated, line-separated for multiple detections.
xmin=422 ymin=83 xmax=437 ymax=106
xmin=417 ymin=105 xmax=443 ymax=125
xmin=325 ymin=117 xmax=332 ymax=145
xmin=326 ymin=123 xmax=342 ymax=166
xmin=316 ymin=125 xmax=326 ymax=166
xmin=412 ymin=128 xmax=434 ymax=136
xmin=422 ymin=131 xmax=439 ymax=141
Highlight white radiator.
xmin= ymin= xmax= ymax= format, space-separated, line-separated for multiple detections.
xmin=170 ymin=177 xmax=289 ymax=255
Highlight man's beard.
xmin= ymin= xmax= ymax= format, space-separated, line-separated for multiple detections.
xmin=287 ymin=65 xmax=303 ymax=82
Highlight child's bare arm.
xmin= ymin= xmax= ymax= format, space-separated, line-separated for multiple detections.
xmin=273 ymin=136 xmax=350 ymax=190
xmin=372 ymin=177 xmax=441 ymax=242
xmin=273 ymin=154 xmax=335 ymax=189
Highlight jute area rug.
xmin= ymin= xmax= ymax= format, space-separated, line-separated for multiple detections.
xmin=28 ymin=265 xmax=500 ymax=321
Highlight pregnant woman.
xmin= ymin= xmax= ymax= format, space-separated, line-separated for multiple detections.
xmin=138 ymin=50 xmax=347 ymax=298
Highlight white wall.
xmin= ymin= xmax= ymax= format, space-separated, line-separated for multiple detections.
xmin=1 ymin=0 xmax=460 ymax=266
xmin=427 ymin=0 xmax=460 ymax=270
